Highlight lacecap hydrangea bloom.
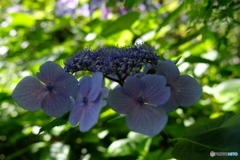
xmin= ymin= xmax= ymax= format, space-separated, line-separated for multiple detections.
xmin=12 ymin=61 xmax=78 ymax=117
xmin=107 ymin=75 xmax=170 ymax=136
xmin=12 ymin=44 xmax=202 ymax=137
xmin=68 ymin=72 xmax=108 ymax=132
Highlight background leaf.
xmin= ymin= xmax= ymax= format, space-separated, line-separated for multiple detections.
xmin=1 ymin=0 xmax=240 ymax=159
xmin=172 ymin=114 xmax=240 ymax=160
xmin=101 ymin=12 xmax=140 ymax=37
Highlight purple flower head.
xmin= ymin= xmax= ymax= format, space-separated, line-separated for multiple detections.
xmin=55 ymin=0 xmax=79 ymax=17
xmin=77 ymin=3 xmax=90 ymax=17
xmin=4 ymin=5 xmax=28 ymax=13
xmin=90 ymin=0 xmax=104 ymax=13
xmin=68 ymin=72 xmax=108 ymax=132
xmin=100 ymin=3 xmax=111 ymax=19
xmin=64 ymin=44 xmax=160 ymax=84
xmin=156 ymin=60 xmax=202 ymax=112
xmin=12 ymin=61 xmax=78 ymax=117
xmin=107 ymin=75 xmax=170 ymax=136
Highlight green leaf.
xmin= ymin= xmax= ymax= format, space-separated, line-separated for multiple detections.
xmin=172 ymin=56 xmax=181 ymax=64
xmin=38 ymin=111 xmax=70 ymax=135
xmin=10 ymin=13 xmax=36 ymax=27
xmin=215 ymin=79 xmax=240 ymax=93
xmin=107 ymin=132 xmax=151 ymax=158
xmin=108 ymin=115 xmax=126 ymax=124
xmin=221 ymin=114 xmax=240 ymax=127
xmin=169 ymin=31 xmax=201 ymax=49
xmin=144 ymin=148 xmax=173 ymax=160
xmin=6 ymin=142 xmax=49 ymax=160
xmin=184 ymin=113 xmax=234 ymax=134
xmin=124 ymin=0 xmax=140 ymax=9
xmin=172 ymin=114 xmax=240 ymax=160
xmin=184 ymin=56 xmax=217 ymax=65
xmin=101 ymin=12 xmax=140 ymax=37
xmin=156 ymin=4 xmax=184 ymax=33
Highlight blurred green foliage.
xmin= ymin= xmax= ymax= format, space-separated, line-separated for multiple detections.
xmin=0 ymin=0 xmax=240 ymax=160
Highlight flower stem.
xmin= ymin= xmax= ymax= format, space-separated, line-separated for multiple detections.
xmin=160 ymin=131 xmax=175 ymax=147
xmin=104 ymin=75 xmax=123 ymax=86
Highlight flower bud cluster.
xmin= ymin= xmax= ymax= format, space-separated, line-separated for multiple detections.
xmin=64 ymin=44 xmax=160 ymax=77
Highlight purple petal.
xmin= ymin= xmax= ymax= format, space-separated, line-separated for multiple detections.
xmin=36 ymin=61 xmax=64 ymax=85
xmin=159 ymin=95 xmax=179 ymax=112
xmin=171 ymin=75 xmax=202 ymax=106
xmin=101 ymin=87 xmax=109 ymax=98
xmin=156 ymin=60 xmax=180 ymax=84
xmin=141 ymin=75 xmax=170 ymax=105
xmin=41 ymin=92 xmax=73 ymax=117
xmin=52 ymin=72 xmax=78 ymax=96
xmin=90 ymin=0 xmax=104 ymax=6
xmin=79 ymin=102 xmax=102 ymax=132
xmin=126 ymin=104 xmax=168 ymax=136
xmin=91 ymin=87 xmax=108 ymax=107
xmin=12 ymin=76 xmax=47 ymax=111
xmin=107 ymin=87 xmax=137 ymax=114
xmin=68 ymin=101 xmax=85 ymax=126
xmin=88 ymin=72 xmax=103 ymax=101
xmin=94 ymin=87 xmax=108 ymax=106
xmin=78 ymin=76 xmax=91 ymax=96
xmin=69 ymin=100 xmax=102 ymax=132
xmin=123 ymin=76 xmax=145 ymax=98
xmin=134 ymin=72 xmax=146 ymax=78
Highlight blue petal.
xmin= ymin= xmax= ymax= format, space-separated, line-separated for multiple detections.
xmin=12 ymin=76 xmax=47 ymax=111
xmin=156 ymin=60 xmax=179 ymax=84
xmin=134 ymin=72 xmax=146 ymax=78
xmin=159 ymin=95 xmax=179 ymax=112
xmin=41 ymin=92 xmax=73 ymax=117
xmin=107 ymin=87 xmax=137 ymax=114
xmin=36 ymin=61 xmax=64 ymax=85
xmin=88 ymin=72 xmax=103 ymax=101
xmin=101 ymin=87 xmax=109 ymax=98
xmin=94 ymin=87 xmax=108 ymax=107
xmin=68 ymin=101 xmax=85 ymax=126
xmin=126 ymin=104 xmax=168 ymax=136
xmin=141 ymin=75 xmax=170 ymax=105
xmin=78 ymin=102 xmax=103 ymax=132
xmin=171 ymin=75 xmax=202 ymax=106
xmin=78 ymin=76 xmax=91 ymax=96
xmin=69 ymin=94 xmax=106 ymax=132
xmin=53 ymin=72 xmax=78 ymax=96
xmin=123 ymin=76 xmax=145 ymax=98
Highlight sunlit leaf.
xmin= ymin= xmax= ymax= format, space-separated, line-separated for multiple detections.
xmin=38 ymin=111 xmax=70 ymax=134
xmin=10 ymin=13 xmax=36 ymax=27
xmin=101 ymin=12 xmax=140 ymax=37
xmin=107 ymin=138 xmax=138 ymax=157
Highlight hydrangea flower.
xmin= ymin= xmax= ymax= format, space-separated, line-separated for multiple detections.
xmin=107 ymin=75 xmax=170 ymax=136
xmin=156 ymin=60 xmax=202 ymax=112
xmin=64 ymin=44 xmax=159 ymax=84
xmin=55 ymin=0 xmax=79 ymax=17
xmin=68 ymin=72 xmax=108 ymax=132
xmin=12 ymin=61 xmax=78 ymax=117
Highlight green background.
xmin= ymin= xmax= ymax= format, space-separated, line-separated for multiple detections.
xmin=0 ymin=0 xmax=240 ymax=159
